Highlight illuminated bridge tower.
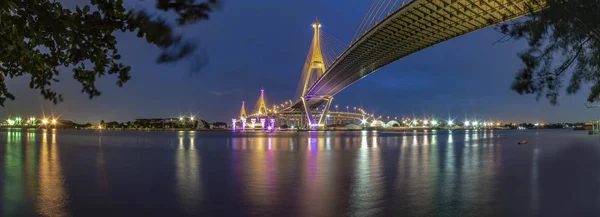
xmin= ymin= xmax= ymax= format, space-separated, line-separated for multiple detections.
xmin=258 ymin=89 xmax=268 ymax=116
xmin=240 ymin=101 xmax=247 ymax=129
xmin=240 ymin=101 xmax=247 ymax=119
xmin=295 ymin=18 xmax=333 ymax=128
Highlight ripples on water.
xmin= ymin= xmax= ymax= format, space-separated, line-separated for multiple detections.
xmin=1 ymin=129 xmax=600 ymax=217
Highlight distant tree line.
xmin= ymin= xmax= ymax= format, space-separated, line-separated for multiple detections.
xmin=78 ymin=119 xmax=213 ymax=129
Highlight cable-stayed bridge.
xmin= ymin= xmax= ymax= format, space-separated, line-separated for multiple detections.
xmin=280 ymin=0 xmax=547 ymax=128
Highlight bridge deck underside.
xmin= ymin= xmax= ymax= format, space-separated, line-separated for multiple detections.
xmin=292 ymin=0 xmax=546 ymax=109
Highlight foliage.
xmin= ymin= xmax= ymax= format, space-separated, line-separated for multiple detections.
xmin=500 ymin=0 xmax=600 ymax=104
xmin=0 ymin=0 xmax=219 ymax=106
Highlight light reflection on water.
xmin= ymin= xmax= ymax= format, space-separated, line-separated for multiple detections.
xmin=176 ymin=131 xmax=201 ymax=215
xmin=37 ymin=129 xmax=69 ymax=217
xmin=1 ymin=129 xmax=599 ymax=217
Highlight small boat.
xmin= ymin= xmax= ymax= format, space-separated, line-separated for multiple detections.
xmin=518 ymin=140 xmax=528 ymax=145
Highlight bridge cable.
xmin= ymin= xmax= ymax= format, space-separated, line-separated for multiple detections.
xmin=389 ymin=0 xmax=400 ymax=15
xmin=294 ymin=37 xmax=316 ymax=100
xmin=319 ymin=33 xmax=332 ymax=67
xmin=322 ymin=31 xmax=349 ymax=52
xmin=386 ymin=0 xmax=400 ymax=18
xmin=356 ymin=0 xmax=385 ymax=42
xmin=324 ymin=37 xmax=342 ymax=67
xmin=360 ymin=0 xmax=385 ymax=38
xmin=320 ymin=33 xmax=338 ymax=68
xmin=377 ymin=0 xmax=394 ymax=24
xmin=352 ymin=0 xmax=379 ymax=43
xmin=376 ymin=0 xmax=394 ymax=24
xmin=366 ymin=0 xmax=387 ymax=32
xmin=321 ymin=32 xmax=347 ymax=57
xmin=320 ymin=32 xmax=348 ymax=67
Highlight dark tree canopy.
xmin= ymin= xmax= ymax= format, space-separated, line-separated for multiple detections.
xmin=502 ymin=0 xmax=600 ymax=104
xmin=0 ymin=0 xmax=219 ymax=106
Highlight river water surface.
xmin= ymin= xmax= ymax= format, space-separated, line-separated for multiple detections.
xmin=1 ymin=129 xmax=599 ymax=217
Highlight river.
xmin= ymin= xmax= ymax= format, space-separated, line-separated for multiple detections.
xmin=1 ymin=129 xmax=599 ymax=217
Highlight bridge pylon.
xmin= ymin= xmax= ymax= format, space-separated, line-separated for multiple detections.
xmin=297 ymin=18 xmax=333 ymax=129
xmin=240 ymin=101 xmax=247 ymax=119
xmin=257 ymin=89 xmax=267 ymax=115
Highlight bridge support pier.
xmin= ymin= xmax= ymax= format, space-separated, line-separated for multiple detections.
xmin=300 ymin=95 xmax=333 ymax=129
xmin=300 ymin=97 xmax=316 ymax=128
xmin=317 ymin=96 xmax=333 ymax=127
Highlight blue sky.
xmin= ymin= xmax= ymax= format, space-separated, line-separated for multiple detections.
xmin=1 ymin=0 xmax=597 ymax=123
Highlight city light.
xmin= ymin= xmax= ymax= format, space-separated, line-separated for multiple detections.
xmin=423 ymin=120 xmax=429 ymax=125
xmin=448 ymin=120 xmax=454 ymax=126
xmin=7 ymin=119 xmax=15 ymax=125
xmin=464 ymin=121 xmax=470 ymax=126
xmin=361 ymin=119 xmax=367 ymax=125
xmin=179 ymin=117 xmax=183 ymax=121
xmin=42 ymin=119 xmax=48 ymax=125
xmin=52 ymin=119 xmax=57 ymax=124
xmin=431 ymin=120 xmax=438 ymax=125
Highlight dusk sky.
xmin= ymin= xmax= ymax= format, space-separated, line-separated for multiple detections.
xmin=2 ymin=0 xmax=597 ymax=123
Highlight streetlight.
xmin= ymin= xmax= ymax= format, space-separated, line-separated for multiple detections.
xmin=51 ymin=119 xmax=57 ymax=125
xmin=335 ymin=105 xmax=338 ymax=112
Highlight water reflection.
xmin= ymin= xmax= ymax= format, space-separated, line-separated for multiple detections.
xmin=176 ymin=131 xmax=201 ymax=214
xmin=3 ymin=129 xmax=24 ymax=216
xmin=96 ymin=137 xmax=109 ymax=199
xmin=300 ymin=133 xmax=331 ymax=217
xmin=38 ymin=129 xmax=70 ymax=217
xmin=25 ymin=129 xmax=38 ymax=202
xmin=1 ymin=129 xmax=571 ymax=217
xmin=530 ymin=148 xmax=540 ymax=215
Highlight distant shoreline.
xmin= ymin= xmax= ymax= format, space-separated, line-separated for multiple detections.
xmin=0 ymin=126 xmax=577 ymax=132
